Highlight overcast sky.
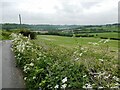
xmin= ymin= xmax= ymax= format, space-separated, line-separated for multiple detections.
xmin=0 ymin=0 xmax=119 ymax=25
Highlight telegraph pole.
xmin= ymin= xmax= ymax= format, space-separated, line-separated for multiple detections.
xmin=19 ymin=14 xmax=22 ymax=30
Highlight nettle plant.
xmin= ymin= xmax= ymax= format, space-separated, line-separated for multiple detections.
xmin=11 ymin=33 xmax=119 ymax=90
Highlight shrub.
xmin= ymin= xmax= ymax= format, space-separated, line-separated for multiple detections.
xmin=110 ymin=38 xmax=120 ymax=40
xmin=2 ymin=30 xmax=11 ymax=39
xmin=11 ymin=33 xmax=119 ymax=89
xmin=88 ymin=35 xmax=94 ymax=37
xmin=20 ymin=30 xmax=36 ymax=39
xmin=100 ymin=37 xmax=108 ymax=39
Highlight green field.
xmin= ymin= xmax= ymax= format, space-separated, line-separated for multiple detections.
xmin=76 ymin=32 xmax=118 ymax=38
xmin=36 ymin=35 xmax=118 ymax=50
xmin=92 ymin=32 xmax=118 ymax=38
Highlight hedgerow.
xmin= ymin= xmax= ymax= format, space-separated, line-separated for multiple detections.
xmin=11 ymin=33 xmax=119 ymax=90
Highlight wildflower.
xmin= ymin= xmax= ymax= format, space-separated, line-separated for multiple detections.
xmin=85 ymin=83 xmax=92 ymax=88
xmin=31 ymin=59 xmax=34 ymax=61
xmin=81 ymin=47 xmax=84 ymax=50
xmin=83 ymin=85 xmax=86 ymax=89
xmin=113 ymin=76 xmax=119 ymax=81
xmin=83 ymin=75 xmax=87 ymax=78
xmin=99 ymin=59 xmax=104 ymax=62
xmin=93 ymin=42 xmax=99 ymax=45
xmin=75 ymin=58 xmax=79 ymax=61
xmin=83 ymin=50 xmax=87 ymax=53
xmin=74 ymin=51 xmax=77 ymax=54
xmin=88 ymin=42 xmax=92 ymax=44
xmin=104 ymin=74 xmax=110 ymax=79
xmin=23 ymin=66 xmax=27 ymax=72
xmin=99 ymin=39 xmax=104 ymax=43
xmin=26 ymin=67 xmax=30 ymax=70
xmin=87 ymin=83 xmax=92 ymax=88
xmin=33 ymin=76 xmax=36 ymax=79
xmin=110 ymin=86 xmax=119 ymax=89
xmin=98 ymin=86 xmax=104 ymax=89
xmin=104 ymin=39 xmax=109 ymax=43
xmin=80 ymin=53 xmax=83 ymax=56
xmin=61 ymin=84 xmax=67 ymax=88
xmin=24 ymin=77 xmax=27 ymax=80
xmin=62 ymin=77 xmax=67 ymax=83
xmin=54 ymin=85 xmax=59 ymax=88
xmin=85 ymin=83 xmax=88 ymax=86
xmin=115 ymin=83 xmax=119 ymax=86
xmin=18 ymin=53 xmax=20 ymax=56
xmin=29 ymin=63 xmax=34 ymax=66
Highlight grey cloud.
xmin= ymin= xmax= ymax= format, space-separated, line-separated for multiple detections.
xmin=2 ymin=2 xmax=20 ymax=23
xmin=80 ymin=2 xmax=100 ymax=9
xmin=1 ymin=0 xmax=118 ymax=24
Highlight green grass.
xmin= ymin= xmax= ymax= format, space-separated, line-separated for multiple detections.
xmin=36 ymin=35 xmax=118 ymax=50
xmin=86 ymin=25 xmax=118 ymax=32
xmin=0 ymin=29 xmax=21 ymax=40
xmin=0 ymin=30 xmax=2 ymax=40
xmin=92 ymin=32 xmax=118 ymax=38
xmin=77 ymin=32 xmax=118 ymax=38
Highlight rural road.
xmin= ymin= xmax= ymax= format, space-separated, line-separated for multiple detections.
xmin=0 ymin=40 xmax=25 ymax=89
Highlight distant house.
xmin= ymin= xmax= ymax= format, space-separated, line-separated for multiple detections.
xmin=31 ymin=30 xmax=48 ymax=34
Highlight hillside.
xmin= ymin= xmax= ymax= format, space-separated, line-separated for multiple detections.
xmin=0 ymin=23 xmax=119 ymax=33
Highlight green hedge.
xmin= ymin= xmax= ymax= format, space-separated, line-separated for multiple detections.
xmin=11 ymin=33 xmax=119 ymax=90
xmin=20 ymin=30 xmax=36 ymax=39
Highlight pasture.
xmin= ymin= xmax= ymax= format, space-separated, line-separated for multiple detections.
xmin=36 ymin=35 xmax=118 ymax=50
xmin=92 ymin=32 xmax=118 ymax=38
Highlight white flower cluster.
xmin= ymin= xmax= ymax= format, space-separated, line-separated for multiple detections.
xmin=11 ymin=33 xmax=37 ymax=79
xmin=11 ymin=33 xmax=30 ymax=53
xmin=23 ymin=65 xmax=30 ymax=73
xmin=62 ymin=77 xmax=67 ymax=83
xmin=88 ymin=39 xmax=110 ymax=46
xmin=99 ymin=39 xmax=110 ymax=43
xmin=54 ymin=77 xmax=68 ymax=89
xmin=11 ymin=33 xmax=33 ymax=53
xmin=83 ymin=83 xmax=92 ymax=89
xmin=88 ymin=42 xmax=99 ymax=45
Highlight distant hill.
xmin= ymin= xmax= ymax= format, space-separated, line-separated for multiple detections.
xmin=0 ymin=23 xmax=119 ymax=32
xmin=1 ymin=23 xmax=81 ymax=31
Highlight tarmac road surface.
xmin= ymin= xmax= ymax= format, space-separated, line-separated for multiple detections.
xmin=1 ymin=40 xmax=25 ymax=89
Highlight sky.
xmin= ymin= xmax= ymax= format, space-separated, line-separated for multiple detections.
xmin=0 ymin=0 xmax=119 ymax=25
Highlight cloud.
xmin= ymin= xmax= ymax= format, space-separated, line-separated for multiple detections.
xmin=1 ymin=0 xmax=119 ymax=24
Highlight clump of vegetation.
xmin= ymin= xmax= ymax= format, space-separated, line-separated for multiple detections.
xmin=11 ymin=33 xmax=119 ymax=90
xmin=0 ymin=29 xmax=21 ymax=40
xmin=20 ymin=30 xmax=36 ymax=39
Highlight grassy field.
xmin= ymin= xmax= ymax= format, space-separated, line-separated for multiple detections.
xmin=86 ymin=25 xmax=118 ymax=32
xmin=36 ymin=35 xmax=118 ymax=50
xmin=92 ymin=32 xmax=118 ymax=38
xmin=76 ymin=32 xmax=118 ymax=38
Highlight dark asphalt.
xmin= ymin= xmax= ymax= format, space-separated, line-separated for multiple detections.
xmin=1 ymin=40 xmax=25 ymax=89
